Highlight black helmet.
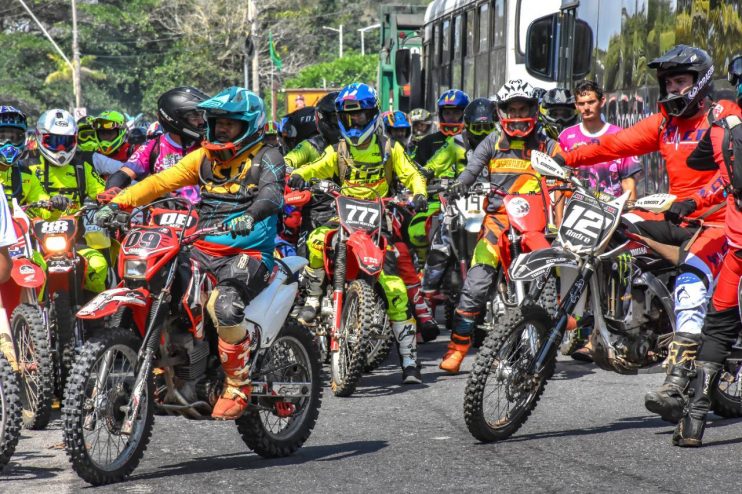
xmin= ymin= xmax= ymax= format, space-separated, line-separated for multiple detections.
xmin=157 ymin=86 xmax=209 ymax=141
xmin=728 ymin=54 xmax=742 ymax=106
xmin=463 ymin=98 xmax=497 ymax=149
xmin=128 ymin=126 xmax=147 ymax=146
xmin=281 ymin=106 xmax=319 ymax=151
xmin=532 ymin=87 xmax=547 ymax=102
xmin=648 ymin=45 xmax=714 ymax=118
xmin=539 ymin=88 xmax=578 ymax=139
xmin=315 ymin=91 xmax=340 ymax=145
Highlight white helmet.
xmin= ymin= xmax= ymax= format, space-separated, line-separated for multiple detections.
xmin=37 ymin=109 xmax=77 ymax=166
xmin=495 ymin=79 xmax=539 ymax=138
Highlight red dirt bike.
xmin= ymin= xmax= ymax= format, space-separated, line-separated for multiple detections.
xmin=301 ymin=180 xmax=390 ymax=397
xmin=62 ymin=198 xmax=322 ymax=486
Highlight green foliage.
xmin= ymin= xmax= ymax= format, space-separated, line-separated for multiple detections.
xmin=285 ymin=53 xmax=379 ymax=89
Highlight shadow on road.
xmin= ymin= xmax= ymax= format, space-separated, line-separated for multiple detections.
xmin=496 ymin=415 xmax=670 ymax=443
xmin=127 ymin=440 xmax=388 ymax=482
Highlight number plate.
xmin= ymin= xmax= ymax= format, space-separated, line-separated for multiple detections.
xmin=558 ymin=192 xmax=619 ymax=254
xmin=337 ymin=196 xmax=381 ymax=232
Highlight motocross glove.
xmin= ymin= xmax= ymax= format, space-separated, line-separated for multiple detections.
xmin=105 ymin=169 xmax=133 ymax=189
xmin=664 ymin=199 xmax=697 ymax=225
xmin=448 ymin=181 xmax=469 ymax=199
xmin=419 ymin=166 xmax=435 ymax=181
xmin=94 ymin=203 xmax=119 ymax=226
xmin=287 ymin=174 xmax=307 ymax=190
xmin=552 ymin=154 xmax=567 ymax=168
xmin=412 ymin=194 xmax=428 ymax=213
xmin=225 ymin=214 xmax=255 ymax=238
xmin=50 ymin=194 xmax=71 ymax=211
xmin=97 ymin=187 xmax=122 ymax=205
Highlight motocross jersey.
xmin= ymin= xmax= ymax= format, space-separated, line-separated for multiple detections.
xmin=423 ymin=134 xmax=467 ymax=179
xmin=113 ymin=145 xmax=285 ymax=269
xmin=124 ymin=133 xmax=201 ymax=203
xmin=563 ymin=101 xmax=740 ymax=222
xmin=292 ymin=134 xmax=426 ymax=200
xmin=103 ymin=142 xmax=132 ymax=162
xmin=0 ymin=166 xmax=49 ymax=206
xmin=414 ymin=130 xmax=450 ymax=168
xmin=29 ymin=154 xmax=106 ymax=213
xmin=284 ymin=135 xmax=328 ymax=171
xmin=457 ymin=130 xmax=562 ymax=213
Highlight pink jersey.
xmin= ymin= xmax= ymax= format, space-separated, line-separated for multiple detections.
xmin=559 ymin=122 xmax=642 ymax=197
xmin=125 ymin=133 xmax=201 ymax=204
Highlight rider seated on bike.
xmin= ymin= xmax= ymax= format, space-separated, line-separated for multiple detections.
xmin=104 ymin=87 xmax=210 ymax=204
xmin=287 ymin=82 xmax=428 ymax=384
xmin=96 ymin=86 xmax=285 ymax=420
xmin=407 ymin=108 xmax=435 ymax=160
xmin=441 ymin=79 xmax=564 ymax=373
xmin=30 ymin=109 xmax=114 ymax=294
xmin=91 ymin=110 xmax=134 ymax=162
xmin=555 ymin=45 xmax=739 ymax=423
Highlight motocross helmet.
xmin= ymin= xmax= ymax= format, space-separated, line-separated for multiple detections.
xmin=463 ymin=98 xmax=497 ymax=149
xmin=198 ymin=86 xmax=266 ymax=163
xmin=408 ymin=108 xmax=434 ymax=142
xmin=157 ymin=86 xmax=209 ymax=142
xmin=495 ymin=79 xmax=539 ymax=138
xmin=532 ymin=87 xmax=547 ymax=102
xmin=0 ymin=106 xmax=27 ymax=169
xmin=335 ymin=83 xmax=380 ymax=147
xmin=92 ymin=110 xmax=127 ymax=155
xmin=147 ymin=121 xmax=163 ymax=139
xmin=37 ymin=109 xmax=77 ymax=166
xmin=76 ymin=116 xmax=98 ymax=152
xmin=315 ymin=91 xmax=340 ymax=145
xmin=539 ymin=88 xmax=578 ymax=139
xmin=728 ymin=54 xmax=742 ymax=106
xmin=128 ymin=126 xmax=147 ymax=146
xmin=281 ymin=107 xmax=319 ymax=151
xmin=648 ymin=44 xmax=714 ymax=118
xmin=382 ymin=110 xmax=412 ymax=146
xmin=437 ymin=89 xmax=470 ymax=136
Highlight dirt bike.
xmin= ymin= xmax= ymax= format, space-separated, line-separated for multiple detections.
xmin=0 ymin=200 xmax=52 ymax=430
xmin=301 ymin=180 xmax=389 ymax=397
xmin=0 ymin=352 xmax=21 ymax=471
xmin=62 ymin=198 xmax=322 ymax=485
xmin=463 ymin=151 xmax=678 ymax=442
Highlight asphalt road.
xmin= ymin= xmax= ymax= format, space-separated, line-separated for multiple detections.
xmin=3 ymin=335 xmax=742 ymax=494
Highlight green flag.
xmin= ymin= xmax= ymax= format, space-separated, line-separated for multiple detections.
xmin=269 ymin=32 xmax=283 ymax=71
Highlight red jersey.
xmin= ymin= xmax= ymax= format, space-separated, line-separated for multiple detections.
xmin=563 ymin=101 xmax=740 ymax=222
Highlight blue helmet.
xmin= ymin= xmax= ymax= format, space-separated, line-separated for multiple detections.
xmin=382 ymin=110 xmax=411 ymax=130
xmin=0 ymin=106 xmax=28 ymax=167
xmin=198 ymin=86 xmax=266 ymax=163
xmin=335 ymin=83 xmax=380 ymax=146
xmin=437 ymin=89 xmax=470 ymax=136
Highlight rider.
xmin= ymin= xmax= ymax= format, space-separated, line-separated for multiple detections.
xmin=421 ymin=97 xmax=498 ymax=297
xmin=97 ymin=86 xmax=285 ymax=420
xmin=555 ymin=45 xmax=737 ymax=423
xmin=408 ymin=108 xmax=435 ymax=159
xmin=440 ymin=79 xmax=563 ymax=373
xmin=105 ymin=86 xmax=209 ymax=204
xmin=30 ymin=109 xmax=111 ymax=293
xmin=672 ymin=54 xmax=742 ymax=447
xmin=415 ymin=90 xmax=470 ymax=167
xmin=288 ymin=83 xmax=428 ymax=384
xmin=263 ymin=121 xmax=280 ymax=148
xmin=382 ymin=110 xmax=413 ymax=151
xmin=281 ymin=106 xmax=320 ymax=157
xmin=92 ymin=110 xmax=132 ymax=161
xmin=539 ymin=88 xmax=579 ymax=140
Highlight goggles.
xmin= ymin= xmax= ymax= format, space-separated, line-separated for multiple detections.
xmin=545 ymin=106 xmax=577 ymax=121
xmin=0 ymin=128 xmax=25 ymax=146
xmin=467 ymin=122 xmax=496 ymax=135
xmin=41 ymin=133 xmax=76 ymax=152
xmin=93 ymin=119 xmax=123 ymax=131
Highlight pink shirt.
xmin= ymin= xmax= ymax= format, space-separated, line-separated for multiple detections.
xmin=125 ymin=133 xmax=201 ymax=203
xmin=559 ymin=122 xmax=642 ymax=197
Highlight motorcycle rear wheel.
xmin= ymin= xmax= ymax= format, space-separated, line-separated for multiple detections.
xmin=712 ymin=362 xmax=742 ymax=418
xmin=237 ymin=321 xmax=322 ymax=457
xmin=330 ymin=280 xmax=375 ymax=397
xmin=11 ymin=304 xmax=54 ymax=430
xmin=0 ymin=353 xmax=22 ymax=472
xmin=63 ymin=328 xmax=153 ymax=485
xmin=464 ymin=306 xmax=554 ymax=442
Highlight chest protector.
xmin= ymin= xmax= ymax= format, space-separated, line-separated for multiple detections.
xmin=336 ymin=136 xmax=394 ymax=189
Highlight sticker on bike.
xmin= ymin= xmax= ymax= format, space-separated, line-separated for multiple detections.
xmin=337 ymin=196 xmax=381 ymax=232
xmin=558 ymin=192 xmax=619 ymax=254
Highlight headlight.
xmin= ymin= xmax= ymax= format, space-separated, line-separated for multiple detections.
xmin=124 ymin=260 xmax=147 ymax=279
xmin=44 ymin=236 xmax=67 ymax=252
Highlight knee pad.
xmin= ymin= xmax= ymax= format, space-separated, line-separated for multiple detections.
xmin=673 ymin=271 xmax=709 ymax=335
xmin=207 ymin=284 xmax=248 ymax=343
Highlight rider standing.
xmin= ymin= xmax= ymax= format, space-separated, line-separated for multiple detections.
xmin=98 ymin=87 xmax=285 ymax=420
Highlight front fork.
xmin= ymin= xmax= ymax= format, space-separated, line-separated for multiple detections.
xmin=529 ymin=259 xmax=595 ymax=377
xmin=330 ymin=236 xmax=347 ymax=353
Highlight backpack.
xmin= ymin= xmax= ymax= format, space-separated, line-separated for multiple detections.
xmin=335 ymin=135 xmax=394 ymax=188
xmin=718 ymin=115 xmax=742 ymax=209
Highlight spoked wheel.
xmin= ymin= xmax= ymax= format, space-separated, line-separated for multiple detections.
xmin=364 ymin=300 xmax=390 ymax=373
xmin=0 ymin=353 xmax=22 ymax=471
xmin=712 ymin=360 xmax=742 ymax=418
xmin=51 ymin=293 xmax=77 ymax=395
xmin=63 ymin=329 xmax=153 ymax=485
xmin=330 ymin=280 xmax=374 ymax=397
xmin=237 ymin=321 xmax=322 ymax=458
xmin=11 ymin=304 xmax=54 ymax=430
xmin=464 ymin=307 xmax=554 ymax=442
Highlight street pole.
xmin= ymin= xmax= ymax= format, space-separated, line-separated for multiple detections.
xmin=248 ymin=0 xmax=259 ymax=94
xmin=322 ymin=25 xmax=343 ymax=58
xmin=71 ymin=0 xmax=82 ymax=109
xmin=358 ymin=24 xmax=381 ymax=57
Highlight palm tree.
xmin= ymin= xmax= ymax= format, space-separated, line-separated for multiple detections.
xmin=44 ymin=53 xmax=106 ymax=108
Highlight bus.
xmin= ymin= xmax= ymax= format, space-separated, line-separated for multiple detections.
xmin=525 ymin=0 xmax=742 ymax=194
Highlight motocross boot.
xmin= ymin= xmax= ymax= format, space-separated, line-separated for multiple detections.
xmin=672 ymin=361 xmax=723 ymax=447
xmin=439 ymin=314 xmax=475 ymax=374
xmin=298 ymin=266 xmax=325 ymax=325
xmin=212 ymin=336 xmax=252 ymax=420
xmin=644 ymin=332 xmax=700 ymax=423
xmin=407 ymin=284 xmax=440 ymax=342
xmin=392 ymin=318 xmax=422 ymax=384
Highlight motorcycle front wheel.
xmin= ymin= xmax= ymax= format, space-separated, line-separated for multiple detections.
xmin=464 ymin=306 xmax=554 ymax=442
xmin=62 ymin=328 xmax=153 ymax=485
xmin=0 ymin=353 xmax=22 ymax=471
xmin=712 ymin=359 xmax=742 ymax=418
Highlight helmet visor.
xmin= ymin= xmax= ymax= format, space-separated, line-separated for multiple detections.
xmin=545 ymin=106 xmax=578 ymax=123
xmin=41 ymin=133 xmax=76 ymax=153
xmin=412 ymin=122 xmax=432 ymax=136
xmin=467 ymin=122 xmax=496 ymax=136
xmin=0 ymin=127 xmax=25 ymax=147
xmin=729 ymin=55 xmax=742 ymax=86
xmin=0 ymin=112 xmax=26 ymax=129
xmin=339 ymin=109 xmax=373 ymax=130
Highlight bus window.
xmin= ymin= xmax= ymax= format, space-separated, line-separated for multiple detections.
xmin=453 ymin=14 xmax=463 ymax=89
xmin=442 ymin=18 xmax=451 ymax=64
xmin=464 ymin=10 xmax=476 ymax=97
xmin=493 ymin=0 xmax=506 ymax=49
xmin=466 ymin=9 xmax=475 ymax=57
xmin=434 ymin=22 xmax=441 ymax=66
xmin=478 ymin=3 xmax=489 ymax=53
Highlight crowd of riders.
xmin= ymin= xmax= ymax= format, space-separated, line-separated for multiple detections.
xmin=1 ymin=42 xmax=741 ymax=448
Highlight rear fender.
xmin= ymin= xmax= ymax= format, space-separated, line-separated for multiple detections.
xmin=509 ymin=247 xmax=580 ymax=282
xmin=347 ymin=230 xmax=385 ymax=277
xmin=77 ymin=286 xmax=150 ymax=335
xmin=10 ymin=258 xmax=45 ymax=288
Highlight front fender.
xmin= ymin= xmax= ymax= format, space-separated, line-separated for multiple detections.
xmin=77 ymin=286 xmax=150 ymax=334
xmin=11 ymin=258 xmax=45 ymax=288
xmin=509 ymin=247 xmax=580 ymax=282
xmin=347 ymin=230 xmax=385 ymax=276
